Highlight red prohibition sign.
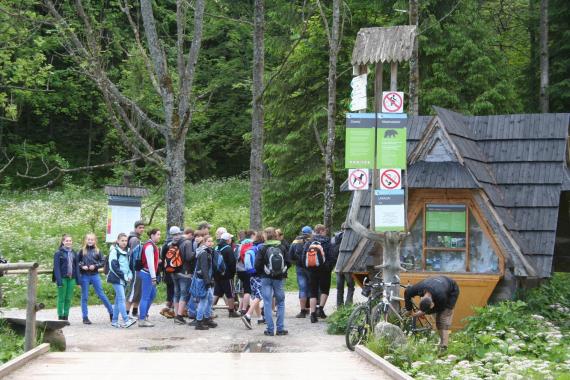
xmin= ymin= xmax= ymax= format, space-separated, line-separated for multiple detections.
xmin=383 ymin=92 xmax=403 ymax=112
xmin=381 ymin=169 xmax=401 ymax=189
xmin=350 ymin=170 xmax=368 ymax=190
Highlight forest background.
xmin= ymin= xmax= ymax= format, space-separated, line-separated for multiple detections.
xmin=0 ymin=0 xmax=568 ymax=237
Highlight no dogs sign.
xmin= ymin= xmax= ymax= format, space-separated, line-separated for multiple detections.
xmin=348 ymin=169 xmax=369 ymax=191
xmin=380 ymin=169 xmax=401 ymax=190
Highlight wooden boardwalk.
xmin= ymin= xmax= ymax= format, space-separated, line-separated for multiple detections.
xmin=6 ymin=351 xmax=393 ymax=379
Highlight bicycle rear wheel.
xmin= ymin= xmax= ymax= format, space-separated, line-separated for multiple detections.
xmin=345 ymin=304 xmax=371 ymax=351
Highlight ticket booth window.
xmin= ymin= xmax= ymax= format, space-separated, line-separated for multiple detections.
xmin=400 ymin=202 xmax=500 ymax=274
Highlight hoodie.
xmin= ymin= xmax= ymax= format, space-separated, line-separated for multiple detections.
xmin=194 ymin=245 xmax=213 ymax=287
xmin=254 ymin=240 xmax=291 ymax=279
xmin=106 ymin=244 xmax=132 ymax=286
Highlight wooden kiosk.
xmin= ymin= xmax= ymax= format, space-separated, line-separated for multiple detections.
xmin=337 ymin=27 xmax=570 ymax=330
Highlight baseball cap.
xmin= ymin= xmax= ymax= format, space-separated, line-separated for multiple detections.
xmin=301 ymin=226 xmax=313 ymax=234
xmin=169 ymin=226 xmax=182 ymax=235
xmin=221 ymin=232 xmax=233 ymax=241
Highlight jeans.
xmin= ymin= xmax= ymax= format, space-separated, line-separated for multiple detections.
xmin=57 ymin=277 xmax=76 ymax=318
xmin=196 ymin=288 xmax=213 ymax=321
xmin=261 ymin=277 xmax=285 ymax=333
xmin=173 ymin=274 xmax=192 ymax=304
xmin=80 ymin=273 xmax=113 ymax=318
xmin=186 ymin=278 xmax=198 ymax=317
xmin=112 ymin=283 xmax=129 ymax=323
xmin=296 ymin=266 xmax=310 ymax=299
xmin=336 ymin=272 xmax=355 ymax=307
xmin=138 ymin=270 xmax=157 ymax=320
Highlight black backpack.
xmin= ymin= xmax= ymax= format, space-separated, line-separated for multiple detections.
xmin=264 ymin=245 xmax=286 ymax=277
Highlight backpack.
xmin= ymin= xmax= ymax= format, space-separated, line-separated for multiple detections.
xmin=239 ymin=242 xmax=253 ymax=263
xmin=264 ymin=245 xmax=286 ymax=277
xmin=164 ymin=243 xmax=183 ymax=273
xmin=304 ymin=241 xmax=326 ymax=269
xmin=103 ymin=253 xmax=111 ymax=275
xmin=130 ymin=243 xmax=144 ymax=271
xmin=244 ymin=245 xmax=259 ymax=274
xmin=213 ymin=246 xmax=227 ymax=276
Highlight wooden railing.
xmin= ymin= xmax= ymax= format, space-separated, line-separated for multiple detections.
xmin=0 ymin=262 xmax=44 ymax=351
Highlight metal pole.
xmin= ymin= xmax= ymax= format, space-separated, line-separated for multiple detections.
xmin=24 ymin=264 xmax=39 ymax=351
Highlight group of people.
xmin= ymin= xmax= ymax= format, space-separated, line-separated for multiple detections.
xmin=51 ymin=220 xmax=355 ymax=336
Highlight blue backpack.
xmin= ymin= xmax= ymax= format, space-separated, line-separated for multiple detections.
xmin=244 ymin=245 xmax=260 ymax=274
xmin=130 ymin=243 xmax=144 ymax=271
xmin=213 ymin=245 xmax=227 ymax=276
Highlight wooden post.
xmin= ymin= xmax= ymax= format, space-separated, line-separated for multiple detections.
xmin=390 ymin=62 xmax=398 ymax=91
xmin=24 ymin=264 xmax=39 ymax=351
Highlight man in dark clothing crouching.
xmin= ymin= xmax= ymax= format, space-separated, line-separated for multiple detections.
xmin=404 ymin=275 xmax=460 ymax=351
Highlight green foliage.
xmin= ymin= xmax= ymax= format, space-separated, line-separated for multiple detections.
xmin=520 ymin=273 xmax=570 ymax=332
xmin=0 ymin=319 xmax=24 ymax=364
xmin=326 ymin=303 xmax=356 ymax=335
xmin=366 ymin=279 xmax=570 ymax=379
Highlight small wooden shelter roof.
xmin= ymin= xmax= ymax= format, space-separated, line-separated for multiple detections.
xmin=104 ymin=185 xmax=149 ymax=198
xmin=337 ymin=107 xmax=570 ymax=279
xmin=351 ymin=26 xmax=417 ymax=65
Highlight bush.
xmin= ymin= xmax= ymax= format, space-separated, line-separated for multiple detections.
xmin=520 ymin=273 xmax=570 ymax=332
xmin=0 ymin=319 xmax=24 ymax=364
xmin=326 ymin=304 xmax=356 ymax=335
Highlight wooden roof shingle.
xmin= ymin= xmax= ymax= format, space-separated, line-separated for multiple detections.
xmin=351 ymin=26 xmax=417 ymax=65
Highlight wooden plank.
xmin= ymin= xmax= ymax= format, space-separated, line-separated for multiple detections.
xmin=0 ymin=343 xmax=49 ymax=378
xmin=24 ymin=267 xmax=38 ymax=351
xmin=356 ymin=346 xmax=414 ymax=380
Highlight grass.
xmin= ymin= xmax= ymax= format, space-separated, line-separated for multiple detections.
xmin=0 ymin=319 xmax=24 ymax=364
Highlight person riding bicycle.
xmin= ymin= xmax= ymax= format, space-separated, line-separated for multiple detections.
xmin=404 ymin=275 xmax=459 ymax=352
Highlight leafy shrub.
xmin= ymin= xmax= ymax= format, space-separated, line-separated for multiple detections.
xmin=326 ymin=304 xmax=356 ymax=335
xmin=520 ymin=273 xmax=570 ymax=332
xmin=0 ymin=319 xmax=24 ymax=364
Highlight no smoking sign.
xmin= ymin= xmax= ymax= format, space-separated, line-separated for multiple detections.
xmin=380 ymin=169 xmax=402 ymax=190
xmin=382 ymin=91 xmax=404 ymax=113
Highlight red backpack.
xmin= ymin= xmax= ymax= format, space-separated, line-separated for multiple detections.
xmin=239 ymin=242 xmax=254 ymax=263
xmin=304 ymin=242 xmax=325 ymax=269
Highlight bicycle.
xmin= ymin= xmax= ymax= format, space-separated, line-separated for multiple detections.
xmin=345 ymin=272 xmax=433 ymax=351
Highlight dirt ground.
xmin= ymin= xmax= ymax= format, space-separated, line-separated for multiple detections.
xmin=1 ymin=289 xmax=365 ymax=353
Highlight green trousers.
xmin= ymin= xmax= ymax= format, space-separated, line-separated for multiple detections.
xmin=57 ymin=277 xmax=76 ymax=318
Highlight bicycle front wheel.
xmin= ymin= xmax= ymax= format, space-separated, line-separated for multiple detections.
xmin=345 ymin=304 xmax=371 ymax=351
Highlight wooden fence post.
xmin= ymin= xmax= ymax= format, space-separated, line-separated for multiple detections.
xmin=24 ymin=264 xmax=39 ymax=351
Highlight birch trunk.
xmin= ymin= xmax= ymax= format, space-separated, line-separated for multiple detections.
xmin=408 ymin=0 xmax=419 ymax=116
xmin=539 ymin=0 xmax=549 ymax=112
xmin=250 ymin=0 xmax=265 ymax=230
xmin=321 ymin=0 xmax=341 ymax=234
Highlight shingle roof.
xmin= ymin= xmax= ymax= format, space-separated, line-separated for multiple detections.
xmin=104 ymin=186 xmax=149 ymax=197
xmin=337 ymin=108 xmax=570 ymax=278
xmin=351 ymin=26 xmax=417 ymax=65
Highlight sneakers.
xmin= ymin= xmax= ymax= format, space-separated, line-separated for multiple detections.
xmin=124 ymin=318 xmax=137 ymax=328
xmin=111 ymin=322 xmax=121 ymax=328
xmin=257 ymin=318 xmax=266 ymax=325
xmin=205 ymin=318 xmax=218 ymax=328
xmin=188 ymin=319 xmax=198 ymax=327
xmin=241 ymin=315 xmax=252 ymax=330
xmin=295 ymin=310 xmax=308 ymax=318
xmin=310 ymin=312 xmax=318 ymax=323
xmin=263 ymin=330 xmax=274 ymax=336
xmin=174 ymin=315 xmax=186 ymax=325
xmin=195 ymin=320 xmax=209 ymax=330
xmin=138 ymin=319 xmax=154 ymax=327
xmin=83 ymin=318 xmax=92 ymax=325
xmin=317 ymin=307 xmax=327 ymax=319
xmin=228 ymin=310 xmax=241 ymax=318
xmin=276 ymin=330 xmax=289 ymax=336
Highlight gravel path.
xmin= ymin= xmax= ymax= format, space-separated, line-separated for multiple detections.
xmin=2 ymin=290 xmax=365 ymax=353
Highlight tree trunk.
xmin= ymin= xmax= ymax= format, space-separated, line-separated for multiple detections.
xmin=165 ymin=136 xmax=186 ymax=228
xmin=408 ymin=0 xmax=419 ymax=116
xmin=322 ymin=0 xmax=341 ymax=234
xmin=250 ymin=0 xmax=264 ymax=230
xmin=539 ymin=0 xmax=549 ymax=112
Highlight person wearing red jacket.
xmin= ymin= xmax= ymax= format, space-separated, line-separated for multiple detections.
xmin=138 ymin=228 xmax=161 ymax=327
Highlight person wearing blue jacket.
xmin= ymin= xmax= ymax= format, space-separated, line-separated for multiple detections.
xmin=53 ymin=234 xmax=80 ymax=321
xmin=106 ymin=233 xmax=136 ymax=328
